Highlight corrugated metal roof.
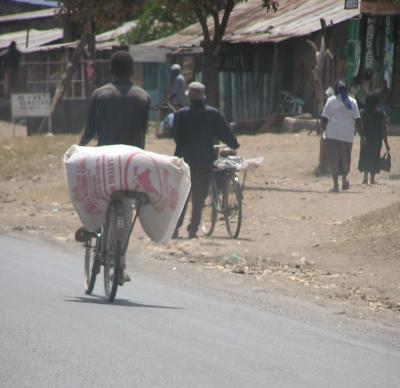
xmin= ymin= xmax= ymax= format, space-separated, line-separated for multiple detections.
xmin=0 ymin=8 xmax=56 ymax=24
xmin=96 ymin=20 xmax=137 ymax=43
xmin=0 ymin=28 xmax=63 ymax=51
xmin=141 ymin=0 xmax=360 ymax=49
xmin=0 ymin=20 xmax=134 ymax=53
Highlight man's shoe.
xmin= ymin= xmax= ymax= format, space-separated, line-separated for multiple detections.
xmin=118 ymin=270 xmax=131 ymax=286
xmin=188 ymin=231 xmax=198 ymax=239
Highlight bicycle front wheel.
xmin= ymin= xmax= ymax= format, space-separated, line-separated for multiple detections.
xmin=223 ymin=174 xmax=242 ymax=239
xmin=201 ymin=178 xmax=217 ymax=236
xmin=103 ymin=202 xmax=124 ymax=302
xmin=83 ymin=236 xmax=99 ymax=295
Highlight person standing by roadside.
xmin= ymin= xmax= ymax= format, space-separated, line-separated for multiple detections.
xmin=168 ymin=64 xmax=188 ymax=108
xmin=77 ymin=50 xmax=151 ymax=284
xmin=173 ymin=81 xmax=239 ymax=238
xmin=321 ymin=80 xmax=362 ymax=192
xmin=358 ymin=92 xmax=390 ymax=184
xmin=0 ymin=41 xmax=21 ymax=97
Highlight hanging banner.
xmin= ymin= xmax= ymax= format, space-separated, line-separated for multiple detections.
xmin=384 ymin=16 xmax=394 ymax=89
xmin=364 ymin=17 xmax=375 ymax=70
xmin=345 ymin=0 xmax=358 ymax=9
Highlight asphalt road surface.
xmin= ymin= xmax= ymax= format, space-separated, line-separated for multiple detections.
xmin=1 ymin=235 xmax=399 ymax=388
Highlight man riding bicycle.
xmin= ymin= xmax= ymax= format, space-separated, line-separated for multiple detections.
xmin=76 ymin=50 xmax=151 ymax=285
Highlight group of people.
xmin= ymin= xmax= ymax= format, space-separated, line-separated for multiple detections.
xmin=77 ymin=51 xmax=239 ymax=283
xmin=77 ymin=50 xmax=391 ymax=282
xmin=321 ymin=79 xmax=390 ymax=192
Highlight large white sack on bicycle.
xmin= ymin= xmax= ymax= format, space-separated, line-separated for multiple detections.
xmin=64 ymin=144 xmax=191 ymax=244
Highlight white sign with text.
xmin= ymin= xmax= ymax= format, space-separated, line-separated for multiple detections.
xmin=11 ymin=93 xmax=51 ymax=118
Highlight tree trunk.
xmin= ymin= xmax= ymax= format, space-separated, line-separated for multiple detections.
xmin=203 ymin=49 xmax=219 ymax=108
xmin=85 ymin=16 xmax=96 ymax=95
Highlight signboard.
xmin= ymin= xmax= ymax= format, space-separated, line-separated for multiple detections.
xmin=384 ymin=16 xmax=394 ymax=89
xmin=345 ymin=0 xmax=358 ymax=9
xmin=364 ymin=17 xmax=375 ymax=70
xmin=11 ymin=93 xmax=51 ymax=118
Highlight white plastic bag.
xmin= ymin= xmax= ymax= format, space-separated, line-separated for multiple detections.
xmin=214 ymin=156 xmax=264 ymax=172
xmin=64 ymin=145 xmax=191 ymax=244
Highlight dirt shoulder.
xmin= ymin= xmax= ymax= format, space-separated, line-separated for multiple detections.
xmin=1 ymin=126 xmax=399 ymax=326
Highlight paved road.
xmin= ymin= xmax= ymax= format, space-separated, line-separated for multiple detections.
xmin=0 ymin=235 xmax=399 ymax=388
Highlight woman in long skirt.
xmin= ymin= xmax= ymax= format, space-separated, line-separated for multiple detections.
xmin=358 ymin=93 xmax=390 ymax=184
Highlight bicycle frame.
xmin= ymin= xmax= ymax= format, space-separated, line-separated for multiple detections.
xmin=84 ymin=191 xmax=149 ymax=301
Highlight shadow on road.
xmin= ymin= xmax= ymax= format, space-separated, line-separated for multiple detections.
xmin=65 ymin=296 xmax=184 ymax=309
xmin=246 ymin=185 xmax=362 ymax=194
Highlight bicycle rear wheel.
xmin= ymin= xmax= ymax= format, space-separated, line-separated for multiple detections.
xmin=83 ymin=236 xmax=100 ymax=295
xmin=223 ymin=174 xmax=242 ymax=239
xmin=201 ymin=178 xmax=217 ymax=236
xmin=103 ymin=201 xmax=124 ymax=302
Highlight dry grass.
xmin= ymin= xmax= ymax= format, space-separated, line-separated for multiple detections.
xmin=0 ymin=134 xmax=80 ymax=179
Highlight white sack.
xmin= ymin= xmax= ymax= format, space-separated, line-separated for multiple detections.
xmin=214 ymin=156 xmax=264 ymax=172
xmin=64 ymin=145 xmax=191 ymax=244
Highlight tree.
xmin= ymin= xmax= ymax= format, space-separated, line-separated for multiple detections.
xmin=124 ymin=0 xmax=196 ymax=44
xmin=128 ymin=0 xmax=278 ymax=107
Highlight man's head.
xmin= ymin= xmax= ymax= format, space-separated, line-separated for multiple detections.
xmin=170 ymin=63 xmax=181 ymax=79
xmin=365 ymin=92 xmax=379 ymax=113
xmin=110 ymin=51 xmax=134 ymax=79
xmin=9 ymin=41 xmax=16 ymax=50
xmin=187 ymin=81 xmax=206 ymax=101
xmin=334 ymin=79 xmax=347 ymax=95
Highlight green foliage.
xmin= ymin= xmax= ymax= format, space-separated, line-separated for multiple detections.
xmin=124 ymin=0 xmax=278 ymax=45
xmin=124 ymin=0 xmax=195 ymax=44
xmin=58 ymin=0 xmax=142 ymax=32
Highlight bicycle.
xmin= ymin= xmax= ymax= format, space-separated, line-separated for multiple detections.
xmin=151 ymin=102 xmax=177 ymax=138
xmin=82 ymin=190 xmax=149 ymax=302
xmin=276 ymin=91 xmax=305 ymax=115
xmin=201 ymin=146 xmax=243 ymax=239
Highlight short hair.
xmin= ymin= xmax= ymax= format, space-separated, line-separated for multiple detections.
xmin=365 ymin=92 xmax=379 ymax=113
xmin=187 ymin=81 xmax=206 ymax=101
xmin=110 ymin=51 xmax=134 ymax=78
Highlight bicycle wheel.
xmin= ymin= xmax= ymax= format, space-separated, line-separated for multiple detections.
xmin=201 ymin=178 xmax=217 ymax=236
xmin=223 ymin=174 xmax=242 ymax=239
xmin=103 ymin=201 xmax=124 ymax=302
xmin=83 ymin=236 xmax=100 ymax=295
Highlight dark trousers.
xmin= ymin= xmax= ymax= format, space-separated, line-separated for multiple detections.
xmin=176 ymin=165 xmax=213 ymax=234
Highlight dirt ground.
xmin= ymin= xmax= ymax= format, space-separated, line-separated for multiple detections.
xmin=1 ymin=120 xmax=400 ymax=326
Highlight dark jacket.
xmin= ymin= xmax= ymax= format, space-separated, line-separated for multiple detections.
xmin=173 ymin=101 xmax=239 ymax=166
xmin=81 ymin=80 xmax=151 ymax=148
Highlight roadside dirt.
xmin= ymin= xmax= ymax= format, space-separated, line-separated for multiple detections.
xmin=1 ymin=121 xmax=399 ymax=326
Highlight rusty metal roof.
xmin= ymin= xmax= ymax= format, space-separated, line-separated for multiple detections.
xmin=142 ymin=0 xmax=360 ymax=49
xmin=0 ymin=8 xmax=56 ymax=24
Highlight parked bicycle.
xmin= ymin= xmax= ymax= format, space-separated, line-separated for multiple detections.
xmin=151 ymin=102 xmax=177 ymax=138
xmin=201 ymin=146 xmax=243 ymax=239
xmin=82 ymin=191 xmax=149 ymax=302
xmin=276 ymin=91 xmax=305 ymax=115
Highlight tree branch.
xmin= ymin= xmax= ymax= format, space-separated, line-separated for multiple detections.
xmin=194 ymin=6 xmax=211 ymax=49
